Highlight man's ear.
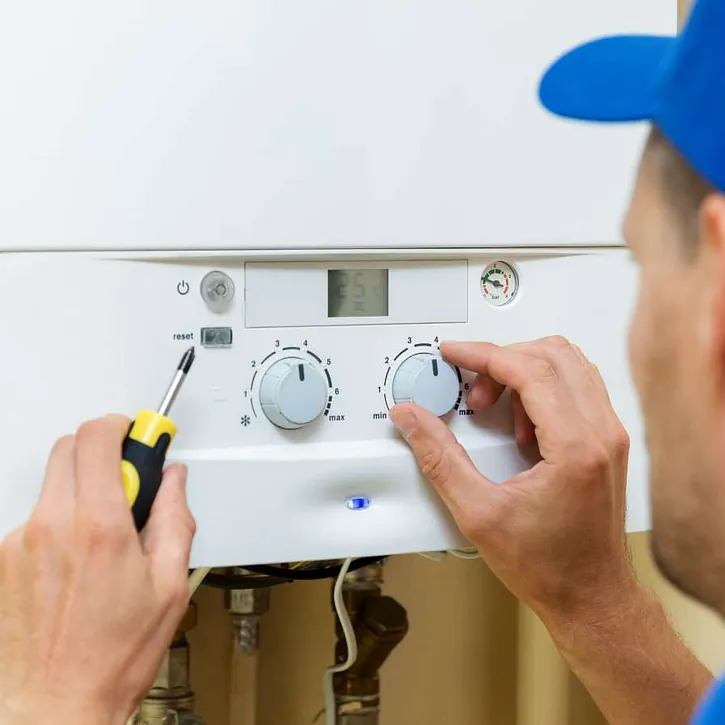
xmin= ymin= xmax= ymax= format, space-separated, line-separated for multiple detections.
xmin=699 ymin=194 xmax=725 ymax=388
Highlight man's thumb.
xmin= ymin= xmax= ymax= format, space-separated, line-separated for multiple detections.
xmin=389 ymin=404 xmax=497 ymax=524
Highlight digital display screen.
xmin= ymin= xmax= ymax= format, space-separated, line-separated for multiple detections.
xmin=328 ymin=269 xmax=389 ymax=318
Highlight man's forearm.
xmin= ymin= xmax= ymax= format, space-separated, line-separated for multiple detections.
xmin=539 ymin=579 xmax=713 ymax=725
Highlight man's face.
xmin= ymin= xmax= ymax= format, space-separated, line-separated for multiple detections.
xmin=626 ymin=147 xmax=725 ymax=611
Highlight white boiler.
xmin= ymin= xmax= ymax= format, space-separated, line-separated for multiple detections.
xmin=0 ymin=1 xmax=674 ymax=567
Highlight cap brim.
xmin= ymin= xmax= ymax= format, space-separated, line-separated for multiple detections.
xmin=538 ymin=35 xmax=675 ymax=123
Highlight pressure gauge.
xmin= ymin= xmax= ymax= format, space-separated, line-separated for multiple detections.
xmin=480 ymin=261 xmax=519 ymax=307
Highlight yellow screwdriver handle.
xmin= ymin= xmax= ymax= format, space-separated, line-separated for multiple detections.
xmin=121 ymin=409 xmax=177 ymax=530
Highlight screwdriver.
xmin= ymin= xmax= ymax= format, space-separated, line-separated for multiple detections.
xmin=121 ymin=346 xmax=196 ymax=530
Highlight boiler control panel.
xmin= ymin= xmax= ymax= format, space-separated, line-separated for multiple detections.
xmin=230 ymin=259 xmax=472 ymax=440
xmin=0 ymin=251 xmax=647 ymax=567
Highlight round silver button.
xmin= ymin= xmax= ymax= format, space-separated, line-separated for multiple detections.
xmin=200 ymin=270 xmax=235 ymax=312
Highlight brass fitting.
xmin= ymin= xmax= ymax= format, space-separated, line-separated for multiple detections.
xmin=337 ymin=563 xmax=383 ymax=636
xmin=133 ymin=603 xmax=203 ymax=725
xmin=343 ymin=563 xmax=384 ymax=589
xmin=224 ymin=568 xmax=271 ymax=655
xmin=332 ymin=565 xmax=408 ymax=725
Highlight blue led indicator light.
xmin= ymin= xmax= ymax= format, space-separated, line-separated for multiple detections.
xmin=345 ymin=496 xmax=371 ymax=511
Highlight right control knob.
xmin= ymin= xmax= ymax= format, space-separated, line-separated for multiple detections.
xmin=391 ymin=353 xmax=459 ymax=417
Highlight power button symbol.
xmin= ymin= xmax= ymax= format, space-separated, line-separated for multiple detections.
xmin=177 ymin=280 xmax=190 ymax=296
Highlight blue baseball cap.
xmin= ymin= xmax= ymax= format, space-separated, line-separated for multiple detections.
xmin=538 ymin=0 xmax=725 ymax=193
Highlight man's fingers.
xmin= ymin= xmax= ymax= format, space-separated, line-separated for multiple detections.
xmin=441 ymin=341 xmax=548 ymax=395
xmin=143 ymin=464 xmax=195 ymax=585
xmin=468 ymin=377 xmax=537 ymax=447
xmin=441 ymin=341 xmax=501 ymax=377
xmin=462 ymin=340 xmax=565 ymax=412
xmin=34 ymin=434 xmax=77 ymax=521
xmin=512 ymin=391 xmax=536 ymax=446
xmin=520 ymin=338 xmax=626 ymax=447
xmin=390 ymin=403 xmax=499 ymax=523
xmin=528 ymin=338 xmax=613 ymax=420
xmin=441 ymin=341 xmax=580 ymax=439
xmin=466 ymin=374 xmax=506 ymax=410
xmin=462 ymin=342 xmax=553 ymax=410
xmin=499 ymin=337 xmax=613 ymax=419
xmin=73 ymin=414 xmax=132 ymax=516
xmin=572 ymin=344 xmax=622 ymax=412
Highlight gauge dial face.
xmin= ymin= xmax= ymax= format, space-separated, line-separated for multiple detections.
xmin=481 ymin=261 xmax=519 ymax=307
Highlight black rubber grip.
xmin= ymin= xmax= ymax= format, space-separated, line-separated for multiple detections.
xmin=122 ymin=432 xmax=172 ymax=530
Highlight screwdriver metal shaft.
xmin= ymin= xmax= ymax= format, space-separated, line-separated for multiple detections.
xmin=158 ymin=346 xmax=196 ymax=417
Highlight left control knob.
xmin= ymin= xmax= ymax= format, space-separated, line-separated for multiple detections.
xmin=259 ymin=358 xmax=328 ymax=429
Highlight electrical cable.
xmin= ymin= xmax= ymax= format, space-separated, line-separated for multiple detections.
xmin=417 ymin=549 xmax=479 ymax=563
xmin=188 ymin=567 xmax=211 ymax=598
xmin=229 ymin=560 xmax=317 ymax=580
xmin=418 ymin=551 xmax=446 ymax=562
xmin=448 ymin=548 xmax=479 ymax=559
xmin=243 ymin=557 xmax=384 ymax=581
xmin=199 ymin=557 xmax=387 ymax=591
xmin=323 ymin=557 xmax=357 ymax=725
xmin=201 ymin=572 xmax=293 ymax=590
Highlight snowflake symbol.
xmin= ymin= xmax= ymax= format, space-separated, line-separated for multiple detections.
xmin=240 ymin=415 xmax=251 ymax=427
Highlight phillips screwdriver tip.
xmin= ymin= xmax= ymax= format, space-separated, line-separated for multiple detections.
xmin=179 ymin=346 xmax=196 ymax=374
xmin=158 ymin=347 xmax=195 ymax=417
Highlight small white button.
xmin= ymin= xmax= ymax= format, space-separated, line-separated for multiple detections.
xmin=259 ymin=357 xmax=328 ymax=429
xmin=391 ymin=354 xmax=459 ymax=417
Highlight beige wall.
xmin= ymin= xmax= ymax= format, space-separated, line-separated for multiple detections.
xmin=188 ymin=1 xmax=725 ymax=723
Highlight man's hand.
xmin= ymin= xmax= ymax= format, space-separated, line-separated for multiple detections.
xmin=391 ymin=337 xmax=713 ymax=725
xmin=390 ymin=336 xmax=635 ymax=621
xmin=0 ymin=415 xmax=196 ymax=725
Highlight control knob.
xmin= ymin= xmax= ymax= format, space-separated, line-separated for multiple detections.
xmin=260 ymin=357 xmax=328 ymax=429
xmin=391 ymin=353 xmax=459 ymax=417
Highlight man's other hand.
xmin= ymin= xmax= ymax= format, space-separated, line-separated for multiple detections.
xmin=391 ymin=337 xmax=636 ymax=623
xmin=0 ymin=415 xmax=196 ymax=725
